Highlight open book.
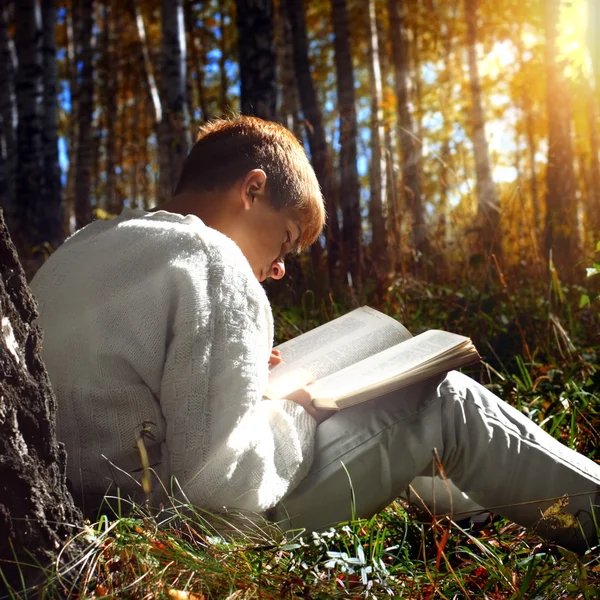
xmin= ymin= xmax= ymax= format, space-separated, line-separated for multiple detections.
xmin=267 ymin=306 xmax=480 ymax=410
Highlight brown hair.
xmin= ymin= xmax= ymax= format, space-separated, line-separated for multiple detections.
xmin=175 ymin=116 xmax=325 ymax=250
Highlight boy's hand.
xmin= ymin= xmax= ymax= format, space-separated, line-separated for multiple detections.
xmin=285 ymin=383 xmax=334 ymax=425
xmin=269 ymin=348 xmax=283 ymax=366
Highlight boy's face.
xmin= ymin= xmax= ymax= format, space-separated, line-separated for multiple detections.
xmin=228 ymin=170 xmax=302 ymax=282
xmin=237 ymin=198 xmax=301 ymax=282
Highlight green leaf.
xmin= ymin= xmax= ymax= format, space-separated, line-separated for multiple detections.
xmin=580 ymin=294 xmax=591 ymax=308
xmin=596 ymin=240 xmax=600 ymax=252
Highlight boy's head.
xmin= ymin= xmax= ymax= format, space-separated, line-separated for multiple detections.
xmin=173 ymin=116 xmax=325 ymax=281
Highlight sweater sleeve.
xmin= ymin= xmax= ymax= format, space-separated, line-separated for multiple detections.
xmin=159 ymin=252 xmax=316 ymax=513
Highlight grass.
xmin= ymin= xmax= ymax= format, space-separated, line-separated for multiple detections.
xmin=3 ymin=272 xmax=600 ymax=599
xmin=3 ymin=496 xmax=599 ymax=599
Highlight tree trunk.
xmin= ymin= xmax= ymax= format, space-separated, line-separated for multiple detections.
xmin=275 ymin=0 xmax=303 ymax=140
xmin=331 ymin=0 xmax=362 ymax=289
xmin=0 ymin=210 xmax=83 ymax=592
xmin=74 ymin=0 xmax=95 ymax=229
xmin=159 ymin=0 xmax=190 ymax=199
xmin=184 ymin=0 xmax=210 ymax=123
xmin=101 ymin=0 xmax=119 ymax=214
xmin=377 ymin=9 xmax=401 ymax=273
xmin=0 ymin=0 xmax=17 ymax=220
xmin=387 ymin=0 xmax=428 ymax=262
xmin=14 ymin=0 xmax=44 ymax=255
xmin=285 ymin=0 xmax=340 ymax=285
xmin=63 ymin=0 xmax=78 ymax=237
xmin=465 ymin=0 xmax=502 ymax=259
xmin=219 ymin=0 xmax=229 ymax=116
xmin=366 ymin=0 xmax=387 ymax=270
xmin=588 ymin=81 xmax=600 ymax=240
xmin=543 ymin=0 xmax=579 ymax=279
xmin=41 ymin=0 xmax=62 ymax=247
xmin=235 ymin=0 xmax=277 ymax=120
xmin=275 ymin=0 xmax=323 ymax=277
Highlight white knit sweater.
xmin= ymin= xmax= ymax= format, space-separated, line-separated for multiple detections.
xmin=30 ymin=208 xmax=316 ymax=513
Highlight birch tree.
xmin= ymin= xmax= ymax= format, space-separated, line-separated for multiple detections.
xmin=331 ymin=0 xmax=362 ymax=288
xmin=159 ymin=0 xmax=190 ymax=199
xmin=286 ymin=0 xmax=340 ymax=283
xmin=387 ymin=0 xmax=428 ymax=260
xmin=543 ymin=0 xmax=579 ymax=278
xmin=366 ymin=0 xmax=387 ymax=269
xmin=465 ymin=0 xmax=502 ymax=259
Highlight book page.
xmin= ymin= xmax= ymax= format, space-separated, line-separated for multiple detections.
xmin=267 ymin=307 xmax=411 ymax=399
xmin=313 ymin=330 xmax=474 ymax=404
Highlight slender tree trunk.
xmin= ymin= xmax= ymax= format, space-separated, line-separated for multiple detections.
xmin=588 ymin=81 xmax=600 ymax=239
xmin=387 ymin=0 xmax=428 ymax=261
xmin=159 ymin=0 xmax=190 ymax=199
xmin=74 ymin=0 xmax=95 ymax=229
xmin=465 ymin=0 xmax=502 ymax=259
xmin=14 ymin=0 xmax=44 ymax=256
xmin=275 ymin=0 xmax=323 ymax=276
xmin=184 ymin=0 xmax=209 ymax=123
xmin=41 ymin=0 xmax=62 ymax=246
xmin=0 ymin=0 xmax=17 ymax=219
xmin=331 ymin=0 xmax=362 ymax=289
xmin=366 ymin=0 xmax=386 ymax=269
xmin=524 ymin=99 xmax=540 ymax=234
xmin=377 ymin=10 xmax=401 ymax=272
xmin=102 ymin=0 xmax=119 ymax=214
xmin=134 ymin=2 xmax=162 ymax=126
xmin=219 ymin=0 xmax=229 ymax=115
xmin=235 ymin=0 xmax=277 ymax=120
xmin=543 ymin=0 xmax=579 ymax=279
xmin=0 ymin=211 xmax=83 ymax=592
xmin=286 ymin=0 xmax=340 ymax=284
xmin=63 ymin=0 xmax=78 ymax=236
xmin=275 ymin=0 xmax=303 ymax=140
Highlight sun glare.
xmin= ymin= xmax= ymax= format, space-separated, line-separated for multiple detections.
xmin=557 ymin=0 xmax=590 ymax=76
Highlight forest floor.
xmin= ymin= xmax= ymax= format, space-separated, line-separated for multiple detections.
xmin=4 ymin=263 xmax=600 ymax=600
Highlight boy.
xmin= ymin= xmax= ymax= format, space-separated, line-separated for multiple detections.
xmin=31 ymin=116 xmax=600 ymax=552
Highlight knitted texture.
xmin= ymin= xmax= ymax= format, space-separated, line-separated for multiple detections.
xmin=30 ymin=209 xmax=316 ymax=513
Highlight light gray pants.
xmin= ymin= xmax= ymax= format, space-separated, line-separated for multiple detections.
xmin=273 ymin=371 xmax=600 ymax=550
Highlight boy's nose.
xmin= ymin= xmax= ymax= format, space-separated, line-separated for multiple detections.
xmin=269 ymin=259 xmax=286 ymax=280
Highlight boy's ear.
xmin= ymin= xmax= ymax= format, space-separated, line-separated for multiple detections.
xmin=241 ymin=169 xmax=267 ymax=209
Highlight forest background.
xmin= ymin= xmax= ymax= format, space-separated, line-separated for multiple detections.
xmin=2 ymin=0 xmax=600 ymax=597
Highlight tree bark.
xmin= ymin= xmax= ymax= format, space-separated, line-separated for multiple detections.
xmin=387 ymin=0 xmax=428 ymax=261
xmin=14 ymin=0 xmax=44 ymax=253
xmin=286 ymin=0 xmax=340 ymax=285
xmin=331 ymin=0 xmax=362 ymax=289
xmin=159 ymin=0 xmax=190 ymax=199
xmin=543 ymin=0 xmax=579 ymax=279
xmin=74 ymin=0 xmax=95 ymax=229
xmin=219 ymin=0 xmax=229 ymax=116
xmin=41 ymin=0 xmax=62 ymax=247
xmin=366 ymin=0 xmax=387 ymax=270
xmin=275 ymin=0 xmax=303 ymax=140
xmin=63 ymin=0 xmax=78 ymax=237
xmin=587 ymin=80 xmax=600 ymax=239
xmin=0 ymin=210 xmax=83 ymax=592
xmin=465 ymin=0 xmax=502 ymax=259
xmin=101 ymin=0 xmax=119 ymax=214
xmin=184 ymin=0 xmax=210 ymax=123
xmin=0 ymin=0 xmax=17 ymax=220
xmin=235 ymin=0 xmax=277 ymax=120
